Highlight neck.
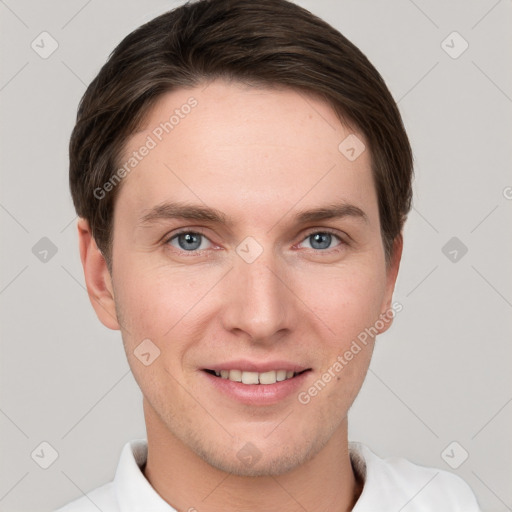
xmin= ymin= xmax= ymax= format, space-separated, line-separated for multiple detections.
xmin=142 ymin=400 xmax=361 ymax=512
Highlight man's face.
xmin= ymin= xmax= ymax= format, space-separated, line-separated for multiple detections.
xmin=104 ymin=80 xmax=399 ymax=476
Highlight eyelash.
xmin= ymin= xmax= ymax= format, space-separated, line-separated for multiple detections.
xmin=163 ymin=228 xmax=347 ymax=254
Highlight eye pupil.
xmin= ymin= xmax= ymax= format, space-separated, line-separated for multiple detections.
xmin=310 ymin=232 xmax=332 ymax=250
xmin=178 ymin=233 xmax=202 ymax=250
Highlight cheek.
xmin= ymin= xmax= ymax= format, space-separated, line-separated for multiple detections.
xmin=113 ymin=262 xmax=208 ymax=338
xmin=112 ymin=267 xmax=199 ymax=395
xmin=295 ymin=268 xmax=381 ymax=413
xmin=295 ymin=262 xmax=387 ymax=344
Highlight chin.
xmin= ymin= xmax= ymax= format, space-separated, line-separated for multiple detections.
xmin=189 ymin=427 xmax=330 ymax=478
xmin=200 ymin=446 xmax=309 ymax=477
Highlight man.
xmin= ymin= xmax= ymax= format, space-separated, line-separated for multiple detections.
xmin=58 ymin=0 xmax=481 ymax=510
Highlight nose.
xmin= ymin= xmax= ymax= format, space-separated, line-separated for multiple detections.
xmin=219 ymin=249 xmax=297 ymax=344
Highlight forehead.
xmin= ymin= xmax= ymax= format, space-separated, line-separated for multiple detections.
xmin=115 ymin=80 xmax=378 ymax=228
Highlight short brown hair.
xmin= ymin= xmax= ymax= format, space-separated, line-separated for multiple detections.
xmin=69 ymin=0 xmax=413 ymax=266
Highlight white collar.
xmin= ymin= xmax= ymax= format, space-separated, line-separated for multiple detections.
xmin=114 ymin=439 xmax=174 ymax=511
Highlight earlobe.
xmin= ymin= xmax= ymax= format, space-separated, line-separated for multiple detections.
xmin=377 ymin=234 xmax=403 ymax=335
xmin=77 ymin=218 xmax=120 ymax=330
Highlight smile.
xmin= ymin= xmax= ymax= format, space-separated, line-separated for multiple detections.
xmin=204 ymin=369 xmax=309 ymax=385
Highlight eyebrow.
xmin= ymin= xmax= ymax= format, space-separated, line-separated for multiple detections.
xmin=139 ymin=202 xmax=229 ymax=225
xmin=294 ymin=203 xmax=368 ymax=225
xmin=138 ymin=201 xmax=369 ymax=227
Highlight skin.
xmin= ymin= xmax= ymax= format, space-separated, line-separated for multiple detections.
xmin=78 ymin=80 xmax=402 ymax=512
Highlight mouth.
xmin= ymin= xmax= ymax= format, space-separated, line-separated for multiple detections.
xmin=202 ymin=368 xmax=311 ymax=385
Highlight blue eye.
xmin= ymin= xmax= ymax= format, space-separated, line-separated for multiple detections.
xmin=166 ymin=230 xmax=343 ymax=254
xmin=300 ymin=232 xmax=342 ymax=250
xmin=168 ymin=232 xmax=212 ymax=251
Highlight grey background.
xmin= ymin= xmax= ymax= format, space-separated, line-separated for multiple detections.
xmin=0 ymin=0 xmax=511 ymax=511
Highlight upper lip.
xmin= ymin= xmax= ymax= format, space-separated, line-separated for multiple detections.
xmin=203 ymin=360 xmax=310 ymax=373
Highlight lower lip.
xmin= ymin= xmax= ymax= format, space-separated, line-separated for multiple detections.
xmin=201 ymin=370 xmax=311 ymax=405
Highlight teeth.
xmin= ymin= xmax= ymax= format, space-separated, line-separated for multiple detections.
xmin=241 ymin=371 xmax=259 ymax=385
xmin=276 ymin=370 xmax=287 ymax=382
xmin=259 ymin=370 xmax=277 ymax=385
xmin=229 ymin=369 xmax=242 ymax=382
xmin=211 ymin=369 xmax=301 ymax=385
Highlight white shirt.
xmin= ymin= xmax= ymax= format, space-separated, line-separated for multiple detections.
xmin=56 ymin=439 xmax=481 ymax=511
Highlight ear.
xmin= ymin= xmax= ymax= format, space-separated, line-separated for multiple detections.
xmin=376 ymin=234 xmax=403 ymax=335
xmin=77 ymin=218 xmax=120 ymax=330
